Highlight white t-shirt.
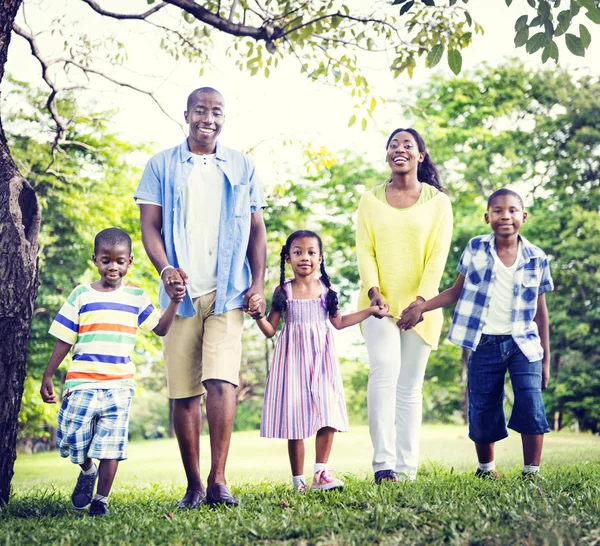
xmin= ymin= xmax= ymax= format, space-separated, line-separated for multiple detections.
xmin=482 ymin=244 xmax=521 ymax=335
xmin=136 ymin=153 xmax=224 ymax=298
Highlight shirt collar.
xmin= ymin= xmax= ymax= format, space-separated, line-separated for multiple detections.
xmin=486 ymin=232 xmax=542 ymax=266
xmin=178 ymin=139 xmax=227 ymax=163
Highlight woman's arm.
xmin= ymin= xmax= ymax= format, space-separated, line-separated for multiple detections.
xmin=356 ymin=195 xmax=381 ymax=303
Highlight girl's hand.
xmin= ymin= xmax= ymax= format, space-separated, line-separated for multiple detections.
xmin=368 ymin=288 xmax=387 ymax=319
xmin=370 ymin=305 xmax=393 ymax=319
xmin=40 ymin=374 xmax=56 ymax=404
xmin=247 ymin=294 xmax=264 ymax=319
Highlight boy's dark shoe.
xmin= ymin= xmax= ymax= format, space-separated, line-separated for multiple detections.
xmin=89 ymin=499 xmax=109 ymax=517
xmin=374 ymin=469 xmax=399 ymax=484
xmin=206 ymin=483 xmax=239 ymax=507
xmin=475 ymin=468 xmax=499 ymax=480
xmin=71 ymin=469 xmax=97 ymax=509
xmin=175 ymin=489 xmax=206 ymax=509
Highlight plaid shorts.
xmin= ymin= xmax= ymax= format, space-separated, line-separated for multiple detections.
xmin=57 ymin=388 xmax=133 ymax=464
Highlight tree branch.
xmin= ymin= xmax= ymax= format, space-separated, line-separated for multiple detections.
xmin=80 ymin=0 xmax=169 ymax=20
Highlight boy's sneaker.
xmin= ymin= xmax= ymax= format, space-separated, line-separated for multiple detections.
xmin=522 ymin=471 xmax=543 ymax=482
xmin=89 ymin=499 xmax=109 ymax=517
xmin=71 ymin=468 xmax=97 ymax=509
xmin=475 ymin=468 xmax=499 ymax=480
xmin=311 ymin=470 xmax=344 ymax=491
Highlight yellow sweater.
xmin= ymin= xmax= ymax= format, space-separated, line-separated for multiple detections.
xmin=356 ymin=183 xmax=453 ymax=349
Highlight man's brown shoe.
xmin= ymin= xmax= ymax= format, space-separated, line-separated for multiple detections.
xmin=206 ymin=483 xmax=239 ymax=507
xmin=175 ymin=489 xmax=206 ymax=509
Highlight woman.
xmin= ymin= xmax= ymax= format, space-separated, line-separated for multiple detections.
xmin=356 ymin=128 xmax=453 ymax=482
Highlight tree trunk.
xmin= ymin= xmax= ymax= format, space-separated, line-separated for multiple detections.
xmin=460 ymin=347 xmax=469 ymax=425
xmin=0 ymin=0 xmax=41 ymax=506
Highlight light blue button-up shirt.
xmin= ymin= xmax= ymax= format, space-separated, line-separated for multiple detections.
xmin=134 ymin=139 xmax=267 ymax=317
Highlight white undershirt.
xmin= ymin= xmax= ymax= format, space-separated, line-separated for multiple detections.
xmin=482 ymin=243 xmax=521 ymax=335
xmin=137 ymin=153 xmax=224 ymax=298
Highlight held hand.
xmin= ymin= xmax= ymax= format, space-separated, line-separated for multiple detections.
xmin=40 ymin=375 xmax=56 ymax=404
xmin=370 ymin=305 xmax=393 ymax=319
xmin=400 ymin=297 xmax=424 ymax=317
xmin=397 ymin=305 xmax=424 ymax=331
xmin=162 ymin=267 xmax=187 ymax=300
xmin=247 ymin=294 xmax=265 ymax=319
xmin=244 ymin=283 xmax=266 ymax=316
xmin=369 ymin=290 xmax=388 ymax=320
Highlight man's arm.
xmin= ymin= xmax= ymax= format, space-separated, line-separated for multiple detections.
xmin=244 ymin=208 xmax=267 ymax=315
xmin=139 ymin=204 xmax=187 ymax=298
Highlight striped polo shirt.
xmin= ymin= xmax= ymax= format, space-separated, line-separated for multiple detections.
xmin=49 ymin=282 xmax=161 ymax=392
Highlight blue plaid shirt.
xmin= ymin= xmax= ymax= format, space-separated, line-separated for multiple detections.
xmin=448 ymin=233 xmax=553 ymax=362
xmin=134 ymin=140 xmax=267 ymax=317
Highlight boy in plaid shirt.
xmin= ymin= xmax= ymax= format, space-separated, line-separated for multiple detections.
xmin=399 ymin=189 xmax=553 ymax=478
xmin=41 ymin=228 xmax=184 ymax=516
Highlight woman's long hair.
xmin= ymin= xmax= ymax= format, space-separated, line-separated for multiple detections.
xmin=386 ymin=128 xmax=443 ymax=191
xmin=271 ymin=230 xmax=339 ymax=317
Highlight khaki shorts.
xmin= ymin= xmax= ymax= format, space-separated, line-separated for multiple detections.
xmin=163 ymin=291 xmax=244 ymax=399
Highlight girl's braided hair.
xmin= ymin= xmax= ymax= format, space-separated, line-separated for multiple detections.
xmin=386 ymin=128 xmax=444 ymax=192
xmin=271 ymin=230 xmax=339 ymax=317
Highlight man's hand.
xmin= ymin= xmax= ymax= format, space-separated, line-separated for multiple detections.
xmin=244 ymin=283 xmax=266 ymax=317
xmin=40 ymin=374 xmax=56 ymax=404
xmin=162 ymin=267 xmax=188 ymax=300
xmin=542 ymin=359 xmax=550 ymax=391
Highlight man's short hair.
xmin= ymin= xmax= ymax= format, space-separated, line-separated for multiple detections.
xmin=186 ymin=87 xmax=223 ymax=110
xmin=487 ymin=188 xmax=524 ymax=209
xmin=94 ymin=228 xmax=132 ymax=254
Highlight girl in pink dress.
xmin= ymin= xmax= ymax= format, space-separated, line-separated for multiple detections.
xmin=251 ymin=230 xmax=391 ymax=492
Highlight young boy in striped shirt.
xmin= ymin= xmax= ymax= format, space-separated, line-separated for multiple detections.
xmin=41 ymin=228 xmax=184 ymax=516
xmin=399 ymin=189 xmax=553 ymax=479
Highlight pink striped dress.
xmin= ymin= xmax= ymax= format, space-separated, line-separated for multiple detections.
xmin=260 ymin=280 xmax=349 ymax=439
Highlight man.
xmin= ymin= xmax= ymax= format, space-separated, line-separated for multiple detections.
xmin=134 ymin=87 xmax=267 ymax=507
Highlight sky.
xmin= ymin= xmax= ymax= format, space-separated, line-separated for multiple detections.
xmin=4 ymin=0 xmax=600 ymax=358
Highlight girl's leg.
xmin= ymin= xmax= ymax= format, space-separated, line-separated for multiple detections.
xmin=288 ymin=439 xmax=305 ymax=477
xmin=315 ymin=427 xmax=335 ymax=464
xmin=96 ymin=459 xmax=119 ymax=497
xmin=395 ymin=329 xmax=431 ymax=479
xmin=363 ymin=317 xmax=402 ymax=473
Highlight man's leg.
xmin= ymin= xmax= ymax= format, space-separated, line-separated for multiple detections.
xmin=204 ymin=379 xmax=236 ymax=486
xmin=173 ymin=395 xmax=204 ymax=492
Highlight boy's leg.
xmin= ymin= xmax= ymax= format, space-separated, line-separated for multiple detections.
xmin=521 ymin=434 xmax=544 ymax=466
xmin=468 ymin=336 xmax=510 ymax=475
xmin=96 ymin=459 xmax=119 ymax=497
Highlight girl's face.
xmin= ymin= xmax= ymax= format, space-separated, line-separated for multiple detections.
xmin=386 ymin=131 xmax=424 ymax=175
xmin=286 ymin=236 xmax=322 ymax=278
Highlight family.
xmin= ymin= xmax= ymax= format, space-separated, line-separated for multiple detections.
xmin=40 ymin=87 xmax=553 ymax=516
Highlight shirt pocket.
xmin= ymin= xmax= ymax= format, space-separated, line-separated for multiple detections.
xmin=522 ymin=270 xmax=540 ymax=288
xmin=233 ymin=184 xmax=250 ymax=218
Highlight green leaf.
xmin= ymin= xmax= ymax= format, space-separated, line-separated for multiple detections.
xmin=450 ymin=0 xmax=458 ymax=5
xmin=527 ymin=0 xmax=536 ymax=7
xmin=585 ymin=8 xmax=600 ymax=23
xmin=543 ymin=40 xmax=560 ymax=62
xmin=447 ymin=48 xmax=462 ymax=74
xmin=505 ymin=0 xmax=513 ymax=5
xmin=514 ymin=27 xmax=529 ymax=47
xmin=427 ymin=43 xmax=444 ymax=68
xmin=465 ymin=11 xmax=473 ymax=26
xmin=348 ymin=114 xmax=357 ymax=127
xmin=392 ymin=0 xmax=410 ymax=4
xmin=565 ymin=33 xmax=585 ymax=56
xmin=515 ymin=15 xmax=528 ymax=32
xmin=579 ymin=0 xmax=597 ymax=10
xmin=530 ymin=16 xmax=542 ymax=27
xmin=422 ymin=0 xmax=436 ymax=5
xmin=400 ymin=1 xmax=414 ymax=15
xmin=526 ymin=32 xmax=548 ymax=53
xmin=580 ymin=24 xmax=592 ymax=47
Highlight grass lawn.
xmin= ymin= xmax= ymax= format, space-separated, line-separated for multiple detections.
xmin=5 ymin=425 xmax=600 ymax=545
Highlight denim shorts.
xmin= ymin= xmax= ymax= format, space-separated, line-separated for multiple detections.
xmin=468 ymin=334 xmax=549 ymax=444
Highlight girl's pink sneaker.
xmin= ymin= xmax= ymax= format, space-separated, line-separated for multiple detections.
xmin=311 ymin=470 xmax=344 ymax=491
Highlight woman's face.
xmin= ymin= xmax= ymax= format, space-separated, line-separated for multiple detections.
xmin=386 ymin=131 xmax=424 ymax=175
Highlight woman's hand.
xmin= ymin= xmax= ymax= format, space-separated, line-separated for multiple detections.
xmin=368 ymin=287 xmax=388 ymax=319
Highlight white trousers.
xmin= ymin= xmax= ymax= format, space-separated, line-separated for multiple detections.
xmin=363 ymin=317 xmax=432 ymax=479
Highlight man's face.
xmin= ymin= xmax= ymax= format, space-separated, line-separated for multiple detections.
xmin=184 ymin=90 xmax=225 ymax=153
